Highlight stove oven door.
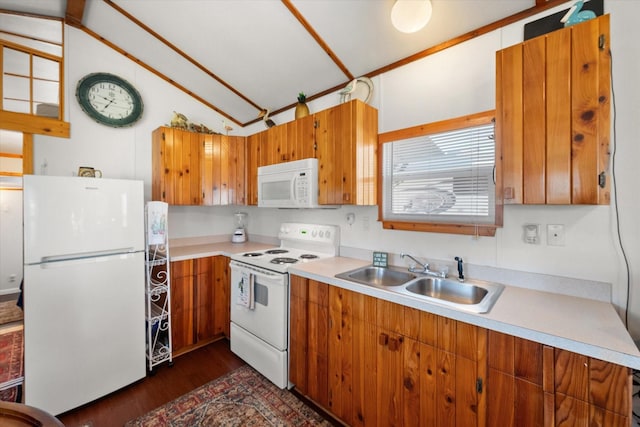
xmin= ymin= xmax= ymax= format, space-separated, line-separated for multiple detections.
xmin=229 ymin=261 xmax=289 ymax=388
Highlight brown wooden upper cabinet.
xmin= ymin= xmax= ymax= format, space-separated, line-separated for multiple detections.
xmin=246 ymin=99 xmax=378 ymax=206
xmin=496 ymin=15 xmax=610 ymax=205
xmin=152 ymin=126 xmax=246 ymax=205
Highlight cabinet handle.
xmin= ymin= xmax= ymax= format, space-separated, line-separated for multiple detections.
xmin=379 ymin=333 xmax=389 ymax=346
xmin=388 ymin=337 xmax=399 ymax=351
xmin=504 ymin=187 xmax=515 ymax=199
xmin=476 ymin=378 xmax=483 ymax=394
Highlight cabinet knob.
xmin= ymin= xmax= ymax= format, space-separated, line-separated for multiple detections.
xmin=379 ymin=333 xmax=389 ymax=346
xmin=388 ymin=337 xmax=399 ymax=351
xmin=504 ymin=187 xmax=515 ymax=199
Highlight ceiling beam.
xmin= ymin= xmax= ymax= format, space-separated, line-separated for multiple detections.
xmin=367 ymin=0 xmax=570 ymax=78
xmin=76 ymin=24 xmax=243 ymax=126
xmin=65 ymin=0 xmax=86 ymax=28
xmin=65 ymin=0 xmax=576 ymax=128
xmin=103 ymin=0 xmax=263 ymax=114
xmin=281 ymin=0 xmax=354 ymax=81
xmin=244 ymin=0 xmax=573 ymax=126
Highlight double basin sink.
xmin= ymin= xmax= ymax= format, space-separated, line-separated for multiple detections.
xmin=335 ymin=265 xmax=504 ymax=314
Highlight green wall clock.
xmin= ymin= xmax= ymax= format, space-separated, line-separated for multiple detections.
xmin=75 ymin=72 xmax=144 ymax=127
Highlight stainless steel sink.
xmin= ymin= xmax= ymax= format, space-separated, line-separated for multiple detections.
xmin=335 ymin=265 xmax=504 ymax=314
xmin=404 ymin=277 xmax=487 ymax=305
xmin=335 ymin=266 xmax=416 ymax=287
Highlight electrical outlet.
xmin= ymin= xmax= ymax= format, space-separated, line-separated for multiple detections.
xmin=547 ymin=224 xmax=565 ymax=246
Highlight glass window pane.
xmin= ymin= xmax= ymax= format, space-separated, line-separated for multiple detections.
xmin=33 ymin=79 xmax=59 ymax=117
xmin=3 ymin=74 xmax=29 ymax=113
xmin=383 ymin=121 xmax=496 ymax=225
xmin=33 ymin=56 xmax=59 ymax=81
xmin=3 ymin=47 xmax=29 ymax=76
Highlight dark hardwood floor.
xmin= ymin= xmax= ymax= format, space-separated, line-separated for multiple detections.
xmin=57 ymin=339 xmax=245 ymax=427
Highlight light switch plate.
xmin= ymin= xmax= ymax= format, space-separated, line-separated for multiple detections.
xmin=523 ymin=223 xmax=540 ymax=244
xmin=547 ymin=224 xmax=565 ymax=246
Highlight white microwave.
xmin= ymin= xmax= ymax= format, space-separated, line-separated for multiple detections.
xmin=258 ymin=158 xmax=328 ymax=208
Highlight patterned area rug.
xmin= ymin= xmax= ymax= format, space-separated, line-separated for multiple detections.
xmin=0 ymin=326 xmax=23 ymax=403
xmin=0 ymin=301 xmax=23 ymax=325
xmin=126 ymin=365 xmax=331 ymax=427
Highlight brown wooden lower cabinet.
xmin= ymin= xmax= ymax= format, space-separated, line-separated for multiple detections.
xmin=487 ymin=330 xmax=631 ymax=427
xmin=170 ymin=255 xmax=230 ymax=356
xmin=289 ymin=275 xmax=632 ymax=427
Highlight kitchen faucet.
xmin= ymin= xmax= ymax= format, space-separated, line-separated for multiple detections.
xmin=400 ymin=253 xmax=448 ymax=278
xmin=455 ymin=256 xmax=465 ymax=282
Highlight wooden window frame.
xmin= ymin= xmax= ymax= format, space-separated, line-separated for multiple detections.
xmin=0 ymin=13 xmax=69 ymax=138
xmin=378 ymin=110 xmax=503 ymax=237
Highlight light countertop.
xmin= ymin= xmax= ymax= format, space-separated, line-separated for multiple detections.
xmin=169 ymin=242 xmax=640 ymax=370
xmin=289 ymin=257 xmax=640 ymax=370
xmin=170 ymin=241 xmax=273 ymax=261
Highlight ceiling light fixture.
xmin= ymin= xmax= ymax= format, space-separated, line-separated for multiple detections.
xmin=391 ymin=0 xmax=433 ymax=34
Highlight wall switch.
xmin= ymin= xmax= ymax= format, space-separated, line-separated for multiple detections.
xmin=547 ymin=224 xmax=565 ymax=246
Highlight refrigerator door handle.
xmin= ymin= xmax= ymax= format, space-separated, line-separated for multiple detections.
xmin=40 ymin=248 xmax=137 ymax=264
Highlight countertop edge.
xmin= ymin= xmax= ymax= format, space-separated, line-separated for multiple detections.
xmin=167 ymin=243 xmax=640 ymax=370
xmin=289 ymin=259 xmax=640 ymax=370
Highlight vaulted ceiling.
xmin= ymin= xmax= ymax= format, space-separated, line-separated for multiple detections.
xmin=0 ymin=0 xmax=569 ymax=127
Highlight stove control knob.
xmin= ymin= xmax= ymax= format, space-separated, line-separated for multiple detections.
xmin=325 ymin=230 xmax=331 ymax=239
xmin=319 ymin=230 xmax=324 ymax=238
xmin=312 ymin=230 xmax=317 ymax=237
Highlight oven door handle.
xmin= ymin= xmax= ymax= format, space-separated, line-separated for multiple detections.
xmin=230 ymin=261 xmax=282 ymax=279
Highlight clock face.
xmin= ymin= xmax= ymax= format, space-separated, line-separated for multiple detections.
xmin=76 ymin=73 xmax=143 ymax=127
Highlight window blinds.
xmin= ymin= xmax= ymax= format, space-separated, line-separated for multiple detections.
xmin=383 ymin=122 xmax=495 ymax=224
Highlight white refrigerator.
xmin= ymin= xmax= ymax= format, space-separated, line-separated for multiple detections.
xmin=22 ymin=175 xmax=146 ymax=415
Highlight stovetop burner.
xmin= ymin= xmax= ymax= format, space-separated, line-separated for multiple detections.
xmin=270 ymin=257 xmax=299 ymax=265
xmin=230 ymin=223 xmax=339 ymax=273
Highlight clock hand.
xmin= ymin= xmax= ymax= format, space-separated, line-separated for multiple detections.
xmin=101 ymin=99 xmax=114 ymax=111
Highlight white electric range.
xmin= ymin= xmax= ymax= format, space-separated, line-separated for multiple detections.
xmin=229 ymin=223 xmax=339 ymax=388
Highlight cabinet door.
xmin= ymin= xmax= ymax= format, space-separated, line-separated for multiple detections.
xmin=315 ymin=103 xmax=349 ymax=205
xmin=496 ymin=44 xmax=524 ymax=204
xmin=151 ymin=127 xmax=170 ymax=202
xmin=202 ymin=134 xmax=222 ymax=205
xmin=487 ymin=330 xmax=546 ymax=427
xmin=194 ymin=256 xmax=215 ymax=342
xmin=497 ymin=15 xmax=610 ymax=205
xmin=213 ymin=255 xmax=230 ymax=338
xmin=263 ymin=125 xmax=287 ymax=166
xmin=246 ymin=131 xmax=266 ymax=205
xmin=295 ymin=114 xmax=316 ymax=161
xmin=219 ymin=136 xmax=230 ymax=205
xmin=151 ymin=127 xmax=200 ymax=205
xmin=570 ymin=15 xmax=610 ymax=205
xmin=170 ymin=259 xmax=194 ymax=355
xmin=228 ymin=136 xmax=246 ymax=205
xmin=328 ymin=286 xmax=354 ymax=424
xmin=172 ymin=129 xmax=200 ymax=205
xmin=315 ymin=100 xmax=377 ymax=205
xmin=289 ymin=275 xmax=309 ymax=394
xmin=307 ymin=279 xmax=330 ymax=408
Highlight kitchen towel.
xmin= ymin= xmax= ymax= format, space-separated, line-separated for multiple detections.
xmin=237 ymin=271 xmax=255 ymax=309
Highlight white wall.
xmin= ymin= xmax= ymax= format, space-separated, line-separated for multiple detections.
xmin=28 ymin=1 xmax=640 ymax=338
xmin=0 ymin=190 xmax=22 ymax=294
